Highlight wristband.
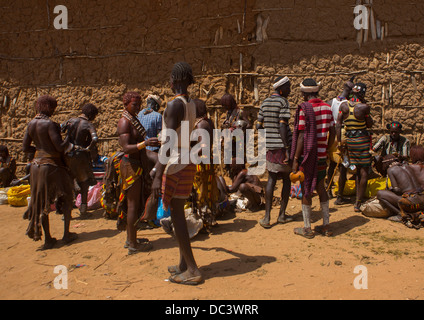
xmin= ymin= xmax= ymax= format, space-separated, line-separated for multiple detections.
xmin=137 ymin=141 xmax=146 ymax=150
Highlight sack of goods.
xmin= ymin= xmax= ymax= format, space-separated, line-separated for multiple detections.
xmin=7 ymin=185 xmax=31 ymax=207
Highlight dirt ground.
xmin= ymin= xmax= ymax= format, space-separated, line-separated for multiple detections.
xmin=1 ymin=181 xmax=424 ymax=301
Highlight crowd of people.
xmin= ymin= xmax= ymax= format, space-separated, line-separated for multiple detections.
xmin=1 ymin=61 xmax=424 ymax=286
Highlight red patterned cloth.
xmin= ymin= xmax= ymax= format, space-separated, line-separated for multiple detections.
xmin=161 ymin=164 xmax=196 ymax=211
xmin=290 ymin=102 xmax=318 ymax=199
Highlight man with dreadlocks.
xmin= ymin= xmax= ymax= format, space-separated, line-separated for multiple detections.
xmin=23 ymin=95 xmax=76 ymax=250
xmin=151 ymin=62 xmax=203 ymax=285
xmin=62 ymin=103 xmax=99 ymax=218
xmin=117 ymin=92 xmax=159 ymax=255
xmin=337 ymin=82 xmax=373 ymax=212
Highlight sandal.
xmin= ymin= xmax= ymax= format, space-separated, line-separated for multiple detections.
xmin=314 ymin=225 xmax=333 ymax=237
xmin=127 ymin=242 xmax=152 ymax=255
xmin=169 ymin=273 xmax=204 ymax=286
xmin=259 ymin=218 xmax=271 ymax=229
xmin=334 ymin=196 xmax=350 ymax=205
xmin=277 ymin=215 xmax=294 ymax=224
xmin=168 ymin=265 xmax=184 ymax=275
xmin=354 ymin=201 xmax=362 ymax=212
xmin=124 ymin=238 xmax=149 ymax=248
xmin=294 ymin=227 xmax=315 ymax=239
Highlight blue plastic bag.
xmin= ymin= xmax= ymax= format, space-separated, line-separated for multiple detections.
xmin=156 ymin=197 xmax=171 ymax=220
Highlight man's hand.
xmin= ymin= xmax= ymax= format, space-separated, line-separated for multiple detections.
xmin=151 ymin=175 xmax=162 ymax=198
xmin=337 ymin=143 xmax=346 ymax=154
xmin=292 ymin=158 xmax=299 ymax=173
xmin=145 ymin=137 xmax=159 ymax=147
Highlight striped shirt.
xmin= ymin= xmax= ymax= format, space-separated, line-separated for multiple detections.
xmin=258 ymin=94 xmax=291 ymax=151
xmin=298 ymin=99 xmax=334 ymax=160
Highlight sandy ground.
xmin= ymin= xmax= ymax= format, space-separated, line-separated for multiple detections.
xmin=1 ymin=182 xmax=424 ymax=301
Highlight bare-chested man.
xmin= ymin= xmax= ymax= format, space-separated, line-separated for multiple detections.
xmin=23 ymin=95 xmax=76 ymax=250
xmin=336 ymin=82 xmax=373 ymax=211
xmin=151 ymin=62 xmax=203 ymax=285
xmin=218 ymin=158 xmax=263 ymax=212
xmin=62 ymin=103 xmax=99 ymax=218
xmin=377 ymin=146 xmax=424 ymax=222
xmin=117 ymin=92 xmax=159 ymax=255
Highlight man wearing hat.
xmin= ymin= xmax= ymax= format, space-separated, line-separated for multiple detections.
xmin=291 ymin=78 xmax=335 ymax=238
xmin=257 ymin=76 xmax=293 ymax=228
xmin=137 ymin=94 xmax=163 ymax=153
xmin=372 ymin=121 xmax=410 ymax=159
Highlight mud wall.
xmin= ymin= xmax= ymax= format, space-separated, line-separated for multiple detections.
xmin=1 ymin=0 xmax=424 ymax=169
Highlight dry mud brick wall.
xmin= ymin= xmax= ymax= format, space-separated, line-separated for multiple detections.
xmin=1 ymin=0 xmax=424 ymax=168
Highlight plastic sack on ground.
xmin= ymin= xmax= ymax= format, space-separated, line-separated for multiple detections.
xmin=360 ymin=197 xmax=391 ymax=218
xmin=334 ymin=177 xmax=390 ymax=198
xmin=75 ymin=182 xmax=103 ymax=210
xmin=0 ymin=188 xmax=10 ymax=205
xmin=7 ymin=185 xmax=31 ymax=207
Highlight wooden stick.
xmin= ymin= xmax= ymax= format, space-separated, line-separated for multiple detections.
xmin=370 ymin=8 xmax=377 ymax=40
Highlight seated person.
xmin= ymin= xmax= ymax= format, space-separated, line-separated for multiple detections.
xmin=372 ymin=121 xmax=410 ymax=160
xmin=218 ymin=158 xmax=263 ymax=211
xmin=376 ymin=146 xmax=424 ymax=222
xmin=0 ymin=145 xmax=17 ymax=188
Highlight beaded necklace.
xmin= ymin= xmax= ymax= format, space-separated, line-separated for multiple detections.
xmin=34 ymin=113 xmax=50 ymax=120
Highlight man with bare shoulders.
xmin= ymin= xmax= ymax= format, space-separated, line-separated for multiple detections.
xmin=326 ymin=78 xmax=354 ymax=204
xmin=377 ymin=146 xmax=424 ymax=222
xmin=62 ymin=103 xmax=99 ymax=218
xmin=23 ymin=95 xmax=76 ymax=250
xmin=117 ymin=92 xmax=159 ymax=255
xmin=218 ymin=158 xmax=263 ymax=211
xmin=151 ymin=62 xmax=203 ymax=285
xmin=336 ymin=82 xmax=373 ymax=211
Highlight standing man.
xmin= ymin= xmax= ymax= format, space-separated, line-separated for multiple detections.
xmin=137 ymin=94 xmax=163 ymax=153
xmin=337 ymin=82 xmax=373 ymax=212
xmin=23 ymin=95 xmax=76 ymax=250
xmin=151 ymin=62 xmax=203 ymax=285
xmin=291 ymin=79 xmax=335 ymax=238
xmin=326 ymin=79 xmax=354 ymax=204
xmin=117 ymin=92 xmax=158 ymax=254
xmin=62 ymin=103 xmax=99 ymax=218
xmin=257 ymin=76 xmax=293 ymax=228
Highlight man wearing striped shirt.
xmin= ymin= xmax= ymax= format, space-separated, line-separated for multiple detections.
xmin=257 ymin=76 xmax=293 ymax=229
xmin=292 ymin=78 xmax=336 ymax=238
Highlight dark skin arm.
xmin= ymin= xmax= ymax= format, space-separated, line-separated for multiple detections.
xmin=364 ymin=104 xmax=373 ymax=128
xmin=292 ymin=131 xmax=304 ymax=173
xmin=336 ymin=102 xmax=348 ymax=147
xmin=86 ymin=122 xmax=98 ymax=150
xmin=239 ymin=109 xmax=252 ymax=129
xmin=327 ymin=125 xmax=336 ymax=152
xmin=117 ymin=118 xmax=158 ymax=155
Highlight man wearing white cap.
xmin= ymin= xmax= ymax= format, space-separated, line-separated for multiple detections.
xmin=137 ymin=94 xmax=163 ymax=152
xmin=257 ymin=76 xmax=293 ymax=228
